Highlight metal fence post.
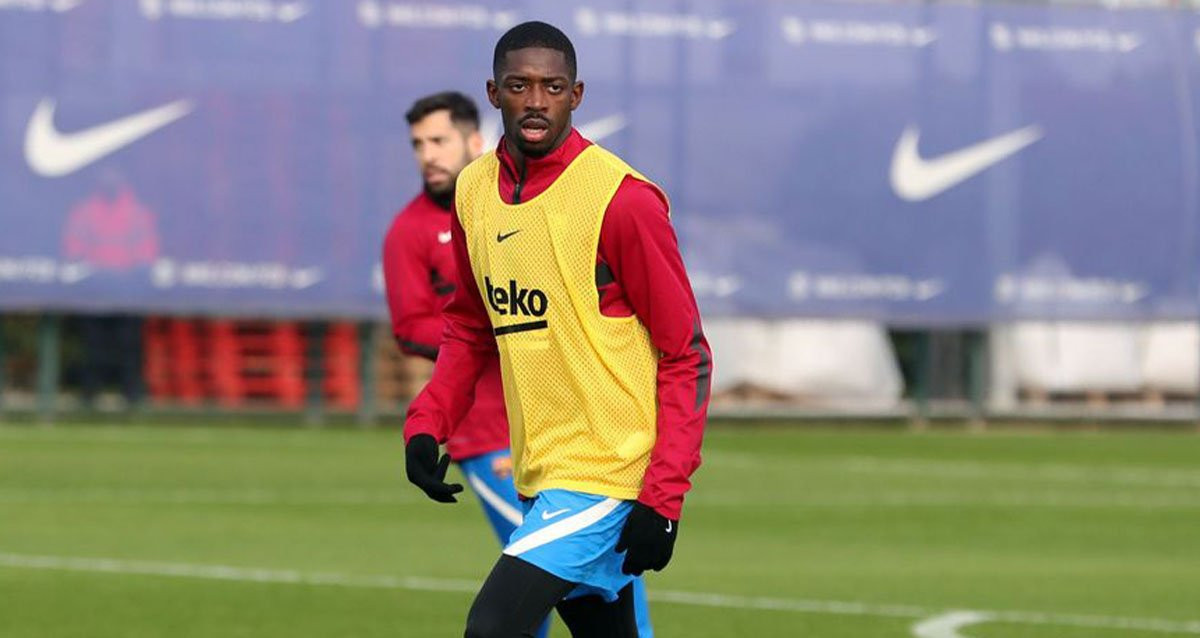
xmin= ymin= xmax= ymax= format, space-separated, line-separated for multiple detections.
xmin=37 ymin=313 xmax=61 ymax=423
xmin=912 ymin=331 xmax=931 ymax=430
xmin=304 ymin=320 xmax=326 ymax=427
xmin=1195 ymin=321 xmax=1200 ymax=432
xmin=357 ymin=321 xmax=379 ymax=427
xmin=0 ymin=317 xmax=6 ymax=418
xmin=966 ymin=330 xmax=988 ymax=431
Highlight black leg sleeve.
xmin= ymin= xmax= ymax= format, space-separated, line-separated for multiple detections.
xmin=464 ymin=555 xmax=576 ymax=638
xmin=555 ymin=582 xmax=639 ymax=638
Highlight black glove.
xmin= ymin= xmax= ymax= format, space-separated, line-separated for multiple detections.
xmin=616 ymin=502 xmax=678 ymax=575
xmin=405 ymin=434 xmax=463 ymax=503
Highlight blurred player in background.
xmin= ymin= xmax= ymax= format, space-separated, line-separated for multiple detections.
xmin=382 ymin=91 xmax=654 ymax=637
xmin=402 ymin=21 xmax=710 ymax=637
xmin=382 ymin=91 xmax=514 ymax=545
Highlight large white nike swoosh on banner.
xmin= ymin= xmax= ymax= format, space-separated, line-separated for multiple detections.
xmin=25 ymin=98 xmax=194 ymax=178
xmin=889 ymin=124 xmax=1043 ymax=202
xmin=576 ymin=114 xmax=627 ymax=143
xmin=50 ymin=0 xmax=87 ymax=11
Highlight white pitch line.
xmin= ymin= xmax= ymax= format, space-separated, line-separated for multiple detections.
xmin=1 ymin=553 xmax=1198 ymax=634
xmin=704 ymin=452 xmax=1200 ymax=489
xmin=0 ymin=488 xmax=419 ymax=506
xmin=0 ymin=552 xmax=479 ymax=592
xmin=0 ymin=426 xmax=379 ymax=449
xmin=837 ymin=457 xmax=1200 ymax=489
xmin=914 ymin=611 xmax=994 ymax=638
xmin=687 ymin=491 xmax=1200 ymax=509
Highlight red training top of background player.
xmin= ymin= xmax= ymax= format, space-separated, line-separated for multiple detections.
xmin=382 ymin=192 xmax=508 ymax=461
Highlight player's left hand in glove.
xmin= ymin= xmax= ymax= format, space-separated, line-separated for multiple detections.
xmin=616 ymin=501 xmax=679 ymax=575
xmin=405 ymin=434 xmax=463 ymax=503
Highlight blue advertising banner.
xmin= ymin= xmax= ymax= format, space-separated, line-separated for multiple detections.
xmin=0 ymin=0 xmax=1196 ymax=322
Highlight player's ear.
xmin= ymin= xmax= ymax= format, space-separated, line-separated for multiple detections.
xmin=570 ymin=80 xmax=584 ymax=111
xmin=468 ymin=129 xmax=484 ymax=157
xmin=486 ymin=79 xmax=501 ymax=109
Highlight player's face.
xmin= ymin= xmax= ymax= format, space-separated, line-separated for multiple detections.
xmin=409 ymin=110 xmax=482 ymax=195
xmin=487 ymin=47 xmax=582 ymax=159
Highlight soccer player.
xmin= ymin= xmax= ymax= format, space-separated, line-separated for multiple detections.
xmin=385 ymin=90 xmax=659 ymax=636
xmin=382 ymin=91 xmax=515 ymax=540
xmin=381 ymin=91 xmax=550 ymax=637
xmin=402 ymin=22 xmax=711 ymax=638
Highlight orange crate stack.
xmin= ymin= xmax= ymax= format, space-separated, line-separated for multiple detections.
xmin=208 ymin=320 xmax=305 ymax=408
xmin=142 ymin=318 xmax=171 ymax=401
xmin=142 ymin=317 xmax=205 ymax=405
xmin=143 ymin=318 xmax=363 ymax=410
xmin=323 ymin=322 xmax=360 ymax=409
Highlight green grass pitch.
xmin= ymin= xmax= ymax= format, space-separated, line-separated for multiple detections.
xmin=1 ymin=422 xmax=1199 ymax=637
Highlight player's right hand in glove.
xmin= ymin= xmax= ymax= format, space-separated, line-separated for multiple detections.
xmin=405 ymin=434 xmax=463 ymax=503
xmin=616 ymin=501 xmax=679 ymax=575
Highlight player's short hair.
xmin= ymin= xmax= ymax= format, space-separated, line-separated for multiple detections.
xmin=405 ymin=91 xmax=480 ymax=130
xmin=493 ymin=21 xmax=576 ymax=81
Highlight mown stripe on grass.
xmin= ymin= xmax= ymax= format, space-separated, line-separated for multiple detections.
xmin=4 ymin=487 xmax=1200 ymax=509
xmin=2 ymin=552 xmax=1198 ymax=634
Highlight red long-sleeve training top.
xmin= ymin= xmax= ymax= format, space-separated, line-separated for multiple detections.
xmin=404 ymin=129 xmax=712 ymax=520
xmin=382 ymin=192 xmax=508 ymax=461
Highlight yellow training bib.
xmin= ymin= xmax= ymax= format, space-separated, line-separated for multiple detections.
xmin=455 ymin=145 xmax=660 ymax=500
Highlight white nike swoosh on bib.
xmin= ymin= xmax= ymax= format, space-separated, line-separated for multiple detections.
xmin=25 ymin=98 xmax=194 ymax=178
xmin=889 ymin=124 xmax=1043 ymax=202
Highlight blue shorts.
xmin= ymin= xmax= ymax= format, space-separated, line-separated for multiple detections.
xmin=501 ymin=489 xmax=637 ymax=603
xmin=458 ymin=454 xmax=654 ymax=636
xmin=457 ymin=450 xmax=525 ymax=544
